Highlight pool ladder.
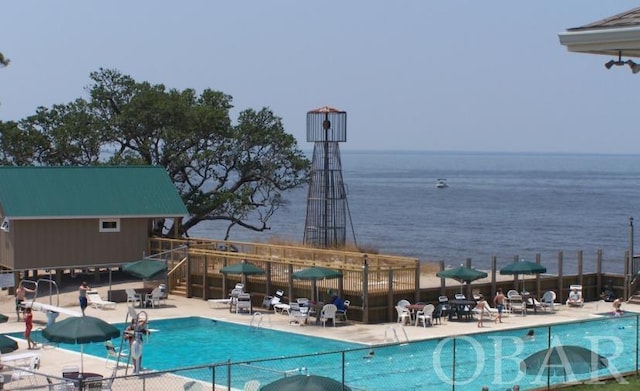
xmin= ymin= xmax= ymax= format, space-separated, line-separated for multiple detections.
xmin=250 ymin=311 xmax=271 ymax=329
xmin=384 ymin=325 xmax=409 ymax=344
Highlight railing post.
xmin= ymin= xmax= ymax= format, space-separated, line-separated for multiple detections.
xmin=362 ymin=255 xmax=369 ymax=324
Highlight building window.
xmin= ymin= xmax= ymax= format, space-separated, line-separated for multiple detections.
xmin=99 ymin=219 xmax=120 ymax=233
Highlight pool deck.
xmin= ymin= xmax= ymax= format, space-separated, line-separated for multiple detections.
xmin=0 ymin=280 xmax=637 ymax=389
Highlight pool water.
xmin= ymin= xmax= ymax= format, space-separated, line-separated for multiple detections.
xmin=8 ymin=314 xmax=640 ymax=390
xmin=19 ymin=316 xmax=363 ymax=369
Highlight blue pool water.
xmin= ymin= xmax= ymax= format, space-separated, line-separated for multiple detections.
xmin=8 ymin=314 xmax=640 ymax=390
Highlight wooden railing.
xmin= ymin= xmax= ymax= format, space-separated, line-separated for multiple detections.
xmin=166 ymin=256 xmax=188 ymax=292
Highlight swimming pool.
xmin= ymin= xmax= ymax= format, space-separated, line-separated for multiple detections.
xmin=9 ymin=314 xmax=640 ymax=390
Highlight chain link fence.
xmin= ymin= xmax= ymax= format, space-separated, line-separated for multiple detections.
xmin=1 ymin=313 xmax=638 ymax=390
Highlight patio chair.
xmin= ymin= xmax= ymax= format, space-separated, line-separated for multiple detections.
xmin=507 ymin=289 xmax=519 ymax=299
xmin=236 ymin=293 xmax=252 ymax=314
xmin=472 ymin=303 xmax=499 ymax=319
xmin=288 ymin=303 xmax=309 ymax=326
xmin=87 ymin=291 xmax=117 ymax=310
xmin=540 ymin=290 xmax=559 ymax=312
xmin=415 ymin=304 xmax=435 ymax=327
xmin=125 ymin=288 xmax=142 ymax=307
xmin=320 ymin=304 xmax=338 ymax=327
xmin=11 ymin=355 xmax=40 ymax=386
xmin=145 ymin=287 xmax=165 ymax=308
xmin=432 ymin=304 xmax=444 ymax=324
xmin=335 ymin=299 xmax=350 ymax=322
xmin=396 ymin=305 xmax=411 ymax=325
xmin=397 ymin=299 xmax=410 ymax=308
xmin=566 ymin=285 xmax=584 ymax=307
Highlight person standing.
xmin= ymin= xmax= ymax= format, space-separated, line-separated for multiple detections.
xmin=493 ymin=288 xmax=506 ymax=324
xmin=15 ymin=282 xmax=34 ymax=321
xmin=125 ymin=318 xmax=149 ymax=373
xmin=78 ymin=282 xmax=90 ymax=316
xmin=475 ymin=295 xmax=487 ymax=328
xmin=24 ymin=307 xmax=36 ymax=349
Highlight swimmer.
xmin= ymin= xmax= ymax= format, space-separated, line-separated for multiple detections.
xmin=524 ymin=329 xmax=535 ymax=340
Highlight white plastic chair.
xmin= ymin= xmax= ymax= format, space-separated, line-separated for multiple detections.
xmin=415 ymin=304 xmax=435 ymax=327
xmin=540 ymin=291 xmax=558 ymax=312
xmin=336 ymin=299 xmax=350 ymax=322
xmin=145 ymin=287 xmax=165 ymax=308
xmin=566 ymin=285 xmax=584 ymax=307
xmin=396 ymin=305 xmax=411 ymax=324
xmin=125 ymin=288 xmax=142 ymax=307
xmin=11 ymin=355 xmax=40 ymax=386
xmin=320 ymin=304 xmax=338 ymax=327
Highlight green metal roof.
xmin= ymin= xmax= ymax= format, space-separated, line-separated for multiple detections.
xmin=0 ymin=166 xmax=188 ymax=219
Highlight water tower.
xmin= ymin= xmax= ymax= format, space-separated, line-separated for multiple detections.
xmin=303 ymin=106 xmax=355 ymax=248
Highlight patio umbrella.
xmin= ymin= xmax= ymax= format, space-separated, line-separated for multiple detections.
xmin=500 ymin=259 xmax=547 ymax=292
xmin=220 ymin=261 xmax=264 ymax=285
xmin=436 ymin=265 xmax=488 ymax=294
xmin=123 ymin=258 xmax=167 ymax=280
xmin=42 ymin=315 xmax=120 ymax=374
xmin=520 ymin=345 xmax=608 ymax=385
xmin=291 ymin=267 xmax=343 ymax=303
xmin=0 ymin=313 xmax=8 ymax=323
xmin=260 ymin=374 xmax=351 ymax=391
xmin=0 ymin=335 xmax=19 ymax=353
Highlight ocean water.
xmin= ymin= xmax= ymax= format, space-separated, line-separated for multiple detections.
xmin=191 ymin=151 xmax=640 ymax=274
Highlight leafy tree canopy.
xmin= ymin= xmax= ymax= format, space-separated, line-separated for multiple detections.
xmin=0 ymin=68 xmax=310 ymax=238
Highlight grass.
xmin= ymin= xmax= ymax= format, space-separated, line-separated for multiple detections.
xmin=564 ymin=375 xmax=640 ymax=390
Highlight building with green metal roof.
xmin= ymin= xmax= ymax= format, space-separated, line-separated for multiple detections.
xmin=0 ymin=166 xmax=187 ymax=271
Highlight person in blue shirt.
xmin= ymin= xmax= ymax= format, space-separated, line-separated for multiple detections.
xmin=329 ymin=293 xmax=345 ymax=311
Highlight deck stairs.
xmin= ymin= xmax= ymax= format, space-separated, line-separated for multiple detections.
xmin=627 ymin=292 xmax=640 ymax=305
xmin=170 ymin=279 xmax=187 ymax=297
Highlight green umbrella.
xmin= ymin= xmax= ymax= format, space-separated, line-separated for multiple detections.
xmin=0 ymin=313 xmax=8 ymax=323
xmin=43 ymin=315 xmax=120 ymax=374
xmin=123 ymin=258 xmax=167 ymax=280
xmin=260 ymin=374 xmax=351 ymax=391
xmin=0 ymin=335 xmax=19 ymax=354
xmin=436 ymin=265 xmax=488 ymax=294
xmin=220 ymin=262 xmax=264 ymax=276
xmin=500 ymin=259 xmax=547 ymax=292
xmin=291 ymin=267 xmax=343 ymax=303
xmin=520 ymin=345 xmax=607 ymax=386
xmin=500 ymin=259 xmax=547 ymax=275
xmin=291 ymin=267 xmax=342 ymax=281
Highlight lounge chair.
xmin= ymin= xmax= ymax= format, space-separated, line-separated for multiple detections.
xmin=320 ymin=304 xmax=338 ymax=327
xmin=566 ymin=285 xmax=584 ymax=307
xmin=396 ymin=305 xmax=411 ymax=325
xmin=540 ymin=290 xmax=559 ymax=312
xmin=472 ymin=303 xmax=499 ymax=319
xmin=509 ymin=294 xmax=526 ymax=315
xmin=87 ymin=291 xmax=117 ymax=310
xmin=415 ymin=304 xmax=435 ymax=327
xmin=506 ymin=290 xmax=519 ymax=299
xmin=104 ymin=341 xmax=128 ymax=368
xmin=11 ymin=355 xmax=40 ymax=386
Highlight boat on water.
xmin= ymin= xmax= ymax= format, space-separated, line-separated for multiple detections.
xmin=436 ymin=179 xmax=448 ymax=188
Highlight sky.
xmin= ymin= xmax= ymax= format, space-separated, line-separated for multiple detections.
xmin=1 ymin=1 xmax=639 ymax=154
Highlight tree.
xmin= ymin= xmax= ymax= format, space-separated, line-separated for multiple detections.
xmin=4 ymin=68 xmax=310 ymax=238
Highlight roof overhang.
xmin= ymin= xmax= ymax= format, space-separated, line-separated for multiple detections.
xmin=559 ymin=26 xmax=640 ymax=58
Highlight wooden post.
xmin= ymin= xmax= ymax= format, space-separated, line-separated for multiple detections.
xmin=288 ymin=264 xmax=294 ymax=305
xmin=202 ymin=255 xmax=208 ymax=300
xmin=596 ymin=249 xmax=603 ymax=297
xmin=624 ymin=250 xmax=630 ymax=301
xmin=491 ymin=256 xmax=497 ymax=298
xmin=465 ymin=258 xmax=472 ymax=299
xmin=414 ymin=259 xmax=420 ymax=303
xmin=362 ymin=255 xmax=369 ymax=323
xmin=513 ymin=255 xmax=519 ymax=291
xmin=186 ymin=251 xmax=192 ymax=298
xmin=557 ymin=251 xmax=564 ymax=299
xmin=439 ymin=260 xmax=446 ymax=296
xmin=577 ymin=250 xmax=583 ymax=289
xmin=388 ymin=269 xmax=394 ymax=322
xmin=535 ymin=253 xmax=541 ymax=298
xmin=265 ymin=263 xmax=272 ymax=297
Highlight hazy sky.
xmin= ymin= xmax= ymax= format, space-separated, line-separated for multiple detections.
xmin=1 ymin=1 xmax=637 ymax=154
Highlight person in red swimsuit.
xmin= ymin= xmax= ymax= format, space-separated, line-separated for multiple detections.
xmin=24 ymin=307 xmax=36 ymax=349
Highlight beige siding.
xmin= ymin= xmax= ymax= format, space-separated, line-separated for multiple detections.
xmin=11 ymin=218 xmax=150 ymax=269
